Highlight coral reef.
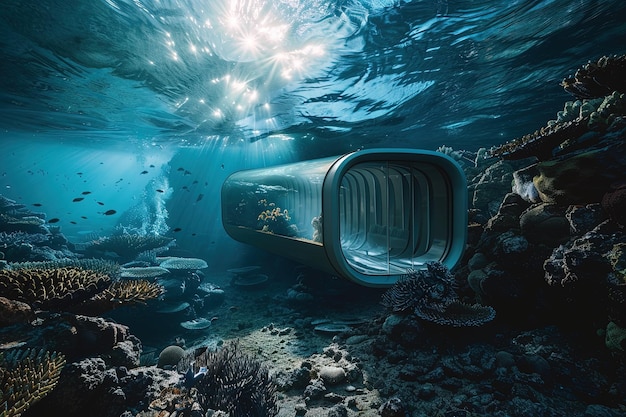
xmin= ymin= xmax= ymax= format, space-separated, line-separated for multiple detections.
xmin=120 ymin=266 xmax=170 ymax=278
xmin=561 ymin=54 xmax=626 ymax=100
xmin=9 ymin=258 xmax=121 ymax=278
xmin=0 ymin=267 xmax=162 ymax=315
xmin=83 ymin=234 xmax=174 ymax=263
xmin=381 ymin=262 xmax=495 ymax=327
xmin=0 ymin=267 xmax=110 ymax=311
xmin=257 ymin=200 xmax=298 ymax=237
xmin=178 ymin=341 xmax=278 ymax=417
xmin=158 ymin=256 xmax=208 ymax=270
xmin=0 ymin=348 xmax=66 ymax=417
xmin=490 ymin=55 xmax=626 ymax=161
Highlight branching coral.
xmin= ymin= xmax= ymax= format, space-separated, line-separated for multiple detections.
xmin=0 ymin=348 xmax=66 ymax=417
xmin=178 ymin=342 xmax=278 ymax=417
xmin=0 ymin=267 xmax=163 ymax=315
xmin=0 ymin=267 xmax=110 ymax=311
xmin=381 ymin=262 xmax=495 ymax=327
xmin=9 ymin=259 xmax=121 ymax=278
xmin=71 ymin=279 xmax=164 ymax=315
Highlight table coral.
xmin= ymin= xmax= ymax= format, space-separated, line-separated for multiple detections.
xmin=561 ymin=54 xmax=626 ymax=100
xmin=490 ymin=54 xmax=626 ymax=161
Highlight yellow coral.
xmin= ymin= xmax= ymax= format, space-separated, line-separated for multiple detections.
xmin=0 ymin=267 xmax=110 ymax=309
xmin=0 ymin=348 xmax=66 ymax=417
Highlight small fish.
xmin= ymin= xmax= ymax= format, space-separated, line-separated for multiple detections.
xmin=221 ymin=164 xmax=224 ymax=169
xmin=172 ymin=227 xmax=182 ymax=232
xmin=192 ymin=233 xmax=197 ymax=236
xmin=149 ymin=164 xmax=155 ymax=168
xmin=192 ymin=180 xmax=198 ymax=184
xmin=81 ymin=216 xmax=88 ymax=219
xmin=77 ymin=172 xmax=83 ymax=176
xmin=196 ymin=193 xmax=204 ymax=203
xmin=104 ymin=209 xmax=117 ymax=216
xmin=140 ymin=170 xmax=148 ymax=174
xmin=32 ymin=203 xmax=42 ymax=207
xmin=97 ymin=202 xmax=104 ymax=205
xmin=177 ymin=167 xmax=185 ymax=172
xmin=48 ymin=218 xmax=60 ymax=223
xmin=115 ymin=178 xmax=123 ymax=184
xmin=81 ymin=191 xmax=91 ymax=195
xmin=182 ymin=186 xmax=188 ymax=191
xmin=73 ymin=197 xmax=84 ymax=202
xmin=184 ymin=170 xmax=191 ymax=176
xmin=70 ymin=221 xmax=77 ymax=224
xmin=156 ymin=189 xmax=164 ymax=193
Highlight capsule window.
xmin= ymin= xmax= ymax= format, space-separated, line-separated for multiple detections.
xmin=221 ymin=149 xmax=466 ymax=287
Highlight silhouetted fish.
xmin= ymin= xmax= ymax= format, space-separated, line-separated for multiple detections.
xmin=172 ymin=227 xmax=182 ymax=232
xmin=82 ymin=191 xmax=91 ymax=195
xmin=149 ymin=164 xmax=155 ymax=168
xmin=140 ymin=170 xmax=148 ymax=174
xmin=32 ymin=203 xmax=42 ymax=207
xmin=73 ymin=197 xmax=84 ymax=202
xmin=48 ymin=218 xmax=60 ymax=223
xmin=177 ymin=167 xmax=185 ymax=172
xmin=104 ymin=210 xmax=117 ymax=215
xmin=70 ymin=221 xmax=77 ymax=224
xmin=156 ymin=189 xmax=164 ymax=193
xmin=196 ymin=194 xmax=204 ymax=202
xmin=184 ymin=170 xmax=191 ymax=176
xmin=97 ymin=202 xmax=104 ymax=205
xmin=81 ymin=216 xmax=87 ymax=219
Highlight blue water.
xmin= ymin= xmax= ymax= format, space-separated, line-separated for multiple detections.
xmin=1 ymin=0 xmax=625 ymax=263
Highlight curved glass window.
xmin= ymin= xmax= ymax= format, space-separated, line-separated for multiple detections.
xmin=221 ymin=149 xmax=466 ymax=287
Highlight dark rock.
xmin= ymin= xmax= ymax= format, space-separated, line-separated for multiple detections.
xmin=520 ymin=203 xmax=570 ymax=245
xmin=601 ymin=182 xmax=626 ymax=226
xmin=328 ymin=403 xmax=348 ymax=417
xmin=303 ymin=378 xmax=327 ymax=400
xmin=566 ymin=203 xmax=605 ymax=235
xmin=378 ymin=397 xmax=405 ymax=417
xmin=0 ymin=296 xmax=34 ymax=326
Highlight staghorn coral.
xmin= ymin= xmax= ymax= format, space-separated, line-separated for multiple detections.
xmin=9 ymin=258 xmax=121 ymax=278
xmin=0 ymin=267 xmax=163 ymax=315
xmin=381 ymin=262 xmax=495 ymax=327
xmin=0 ymin=348 xmax=66 ymax=417
xmin=84 ymin=234 xmax=174 ymax=262
xmin=561 ymin=54 xmax=626 ymax=100
xmin=0 ymin=267 xmax=110 ymax=311
xmin=70 ymin=279 xmax=164 ymax=315
xmin=178 ymin=341 xmax=278 ymax=417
